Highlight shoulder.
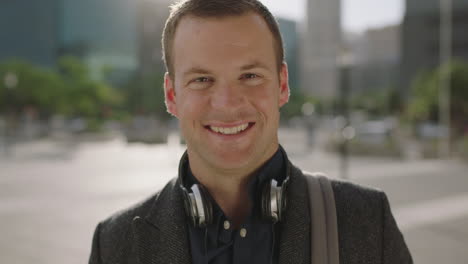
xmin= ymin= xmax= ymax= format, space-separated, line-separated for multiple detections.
xmin=98 ymin=193 xmax=158 ymax=238
xmin=92 ymin=178 xmax=179 ymax=262
xmin=296 ymin=168 xmax=390 ymax=233
xmin=98 ymin=177 xmax=179 ymax=235
xmin=299 ymin=170 xmax=412 ymax=262
xmin=298 ymin=169 xmax=393 ymax=241
xmin=299 ymin=169 xmax=387 ymax=210
xmin=92 ymin=192 xmax=159 ymax=263
xmin=297 ymin=169 xmax=395 ymax=259
xmin=330 ymin=177 xmax=386 ymax=206
xmin=290 ymin=165 xmax=389 ymax=225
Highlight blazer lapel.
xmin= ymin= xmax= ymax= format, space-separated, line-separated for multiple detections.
xmin=278 ymin=164 xmax=311 ymax=264
xmin=132 ymin=178 xmax=192 ymax=264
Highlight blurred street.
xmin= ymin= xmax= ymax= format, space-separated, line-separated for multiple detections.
xmin=1 ymin=0 xmax=468 ymax=263
xmin=1 ymin=127 xmax=467 ymax=264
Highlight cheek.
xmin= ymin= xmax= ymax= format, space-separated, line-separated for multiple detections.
xmin=247 ymin=86 xmax=280 ymax=113
xmin=176 ymin=92 xmax=208 ymax=120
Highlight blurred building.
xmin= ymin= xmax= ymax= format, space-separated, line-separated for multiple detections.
xmin=277 ymin=17 xmax=299 ymax=91
xmin=0 ymin=0 xmax=174 ymax=85
xmin=300 ymin=0 xmax=341 ymax=99
xmin=401 ymin=0 xmax=468 ymax=95
xmin=347 ymin=25 xmax=401 ymax=94
xmin=60 ymin=0 xmax=138 ymax=84
xmin=0 ymin=0 xmax=60 ymax=67
xmin=355 ymin=26 xmax=400 ymax=66
xmin=138 ymin=0 xmax=171 ymax=77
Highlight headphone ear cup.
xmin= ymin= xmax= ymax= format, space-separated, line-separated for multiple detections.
xmin=181 ymin=186 xmax=198 ymax=227
xmin=261 ymin=180 xmax=272 ymax=222
xmin=278 ymin=178 xmax=289 ymax=221
xmin=196 ymin=184 xmax=213 ymax=227
xmin=181 ymin=183 xmax=213 ymax=228
xmin=261 ymin=178 xmax=289 ymax=223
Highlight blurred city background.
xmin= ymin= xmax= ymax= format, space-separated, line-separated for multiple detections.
xmin=1 ymin=0 xmax=467 ymax=263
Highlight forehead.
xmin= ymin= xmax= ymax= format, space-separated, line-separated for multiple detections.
xmin=171 ymin=13 xmax=276 ymax=74
xmin=175 ymin=12 xmax=270 ymax=38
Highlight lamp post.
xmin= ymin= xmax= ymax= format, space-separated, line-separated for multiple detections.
xmin=438 ymin=0 xmax=452 ymax=158
xmin=337 ymin=54 xmax=355 ymax=179
xmin=3 ymin=72 xmax=18 ymax=156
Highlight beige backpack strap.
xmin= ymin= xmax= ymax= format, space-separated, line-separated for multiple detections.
xmin=305 ymin=172 xmax=340 ymax=264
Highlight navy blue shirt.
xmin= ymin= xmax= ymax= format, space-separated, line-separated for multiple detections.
xmin=185 ymin=148 xmax=286 ymax=264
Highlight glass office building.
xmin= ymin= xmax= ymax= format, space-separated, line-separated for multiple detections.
xmin=1 ymin=0 xmax=139 ymax=84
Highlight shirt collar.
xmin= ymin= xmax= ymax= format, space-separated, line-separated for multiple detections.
xmin=183 ymin=146 xmax=287 ymax=212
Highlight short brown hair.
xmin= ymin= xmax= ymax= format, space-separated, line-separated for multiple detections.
xmin=162 ymin=0 xmax=284 ymax=78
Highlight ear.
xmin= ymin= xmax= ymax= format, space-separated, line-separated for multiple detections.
xmin=278 ymin=62 xmax=290 ymax=107
xmin=164 ymin=72 xmax=178 ymax=117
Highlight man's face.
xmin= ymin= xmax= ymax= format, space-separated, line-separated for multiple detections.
xmin=164 ymin=12 xmax=289 ymax=173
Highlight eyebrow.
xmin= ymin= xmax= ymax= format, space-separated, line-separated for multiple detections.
xmin=181 ymin=61 xmax=271 ymax=77
xmin=240 ymin=61 xmax=270 ymax=71
xmin=182 ymin=67 xmax=212 ymax=77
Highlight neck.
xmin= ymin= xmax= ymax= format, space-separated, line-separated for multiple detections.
xmin=187 ymin=151 xmax=277 ymax=227
xmin=188 ymin=165 xmax=253 ymax=227
xmin=188 ymin=144 xmax=277 ymax=227
xmin=205 ymin=175 xmax=252 ymax=228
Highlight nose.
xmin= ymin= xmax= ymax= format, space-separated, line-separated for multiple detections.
xmin=210 ymin=82 xmax=245 ymax=111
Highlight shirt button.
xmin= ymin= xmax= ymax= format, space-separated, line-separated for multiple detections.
xmin=223 ymin=220 xmax=230 ymax=230
xmin=240 ymin=228 xmax=247 ymax=238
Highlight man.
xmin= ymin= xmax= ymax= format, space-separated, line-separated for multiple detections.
xmin=89 ymin=0 xmax=413 ymax=263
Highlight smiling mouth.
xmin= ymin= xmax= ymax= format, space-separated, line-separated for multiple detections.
xmin=205 ymin=122 xmax=255 ymax=135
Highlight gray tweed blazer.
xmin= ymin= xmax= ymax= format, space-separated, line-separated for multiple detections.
xmin=89 ymin=161 xmax=413 ymax=264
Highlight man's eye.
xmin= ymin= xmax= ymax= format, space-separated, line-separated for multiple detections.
xmin=194 ymin=77 xmax=210 ymax=82
xmin=243 ymin=73 xmax=258 ymax=79
xmin=188 ymin=77 xmax=212 ymax=90
xmin=241 ymin=73 xmax=263 ymax=86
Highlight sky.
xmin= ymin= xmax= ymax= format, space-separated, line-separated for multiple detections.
xmin=260 ymin=0 xmax=405 ymax=33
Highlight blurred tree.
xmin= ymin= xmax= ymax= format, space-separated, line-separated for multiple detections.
xmin=58 ymin=56 xmax=122 ymax=118
xmin=350 ymin=88 xmax=401 ymax=118
xmin=0 ymin=57 xmax=123 ymax=124
xmin=123 ymin=73 xmax=169 ymax=120
xmin=280 ymin=88 xmax=322 ymax=121
xmin=0 ymin=60 xmax=65 ymax=115
xmin=407 ymin=60 xmax=468 ymax=137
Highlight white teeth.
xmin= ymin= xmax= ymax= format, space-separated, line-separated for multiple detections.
xmin=210 ymin=123 xmax=249 ymax=135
